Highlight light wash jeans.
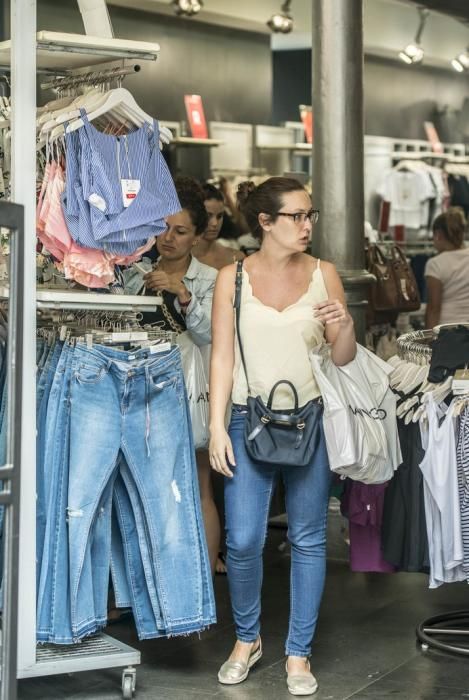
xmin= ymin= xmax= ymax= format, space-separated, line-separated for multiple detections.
xmin=67 ymin=343 xmax=215 ymax=640
xmin=36 ymin=341 xmax=63 ymax=588
xmin=37 ymin=342 xmax=75 ymax=643
xmin=225 ymin=405 xmax=331 ymax=657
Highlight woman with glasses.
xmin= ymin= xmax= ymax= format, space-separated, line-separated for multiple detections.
xmin=209 ymin=177 xmax=356 ymax=696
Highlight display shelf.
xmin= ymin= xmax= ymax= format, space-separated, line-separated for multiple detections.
xmin=18 ymin=634 xmax=140 ymax=679
xmin=171 ymin=137 xmax=224 ymax=147
xmin=36 ymin=288 xmax=161 ymax=311
xmin=1 ymin=287 xmax=161 ymax=311
xmin=0 ymin=31 xmax=160 ymax=70
xmin=255 ymin=142 xmax=312 ymax=157
xmin=391 ymin=150 xmax=449 ymax=160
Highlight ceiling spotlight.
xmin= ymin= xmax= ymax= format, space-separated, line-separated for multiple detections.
xmin=451 ymin=48 xmax=469 ymax=73
xmin=267 ymin=0 xmax=294 ymax=34
xmin=171 ymin=0 xmax=203 ymax=17
xmin=398 ymin=8 xmax=429 ymax=65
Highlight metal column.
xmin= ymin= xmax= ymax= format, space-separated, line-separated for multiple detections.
xmin=311 ymin=0 xmax=372 ymax=342
xmin=0 ymin=202 xmax=25 ymax=700
xmin=11 ymin=0 xmax=38 ymax=675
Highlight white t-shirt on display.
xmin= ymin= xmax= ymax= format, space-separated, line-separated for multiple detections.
xmin=419 ymin=397 xmax=465 ymax=589
xmin=378 ymin=170 xmax=434 ymax=229
xmin=424 ymin=247 xmax=469 ymax=325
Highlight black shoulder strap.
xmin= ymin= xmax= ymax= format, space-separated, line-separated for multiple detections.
xmin=233 ymin=260 xmax=251 ymax=395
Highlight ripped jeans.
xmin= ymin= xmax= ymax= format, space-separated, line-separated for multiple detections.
xmin=64 ymin=343 xmax=215 ymax=641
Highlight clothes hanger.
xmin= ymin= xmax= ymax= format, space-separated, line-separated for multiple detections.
xmin=393 ymin=362 xmax=427 ymax=394
xmin=37 ymin=95 xmax=75 ymax=116
xmin=39 ymin=88 xmax=106 ymax=132
xmin=414 ymin=376 xmax=454 ymax=423
xmin=65 ymin=88 xmax=152 ymax=133
xmin=398 ymin=364 xmax=428 ymax=395
xmin=390 ymin=360 xmax=416 ymax=388
xmin=52 ymin=88 xmax=111 ymax=126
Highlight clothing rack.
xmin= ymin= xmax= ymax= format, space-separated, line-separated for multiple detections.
xmin=398 ymin=331 xmax=469 ymax=657
xmin=396 ymin=329 xmax=432 ymax=364
xmin=40 ymin=63 xmax=141 ymax=92
xmin=7 ymin=3 xmax=167 ymax=695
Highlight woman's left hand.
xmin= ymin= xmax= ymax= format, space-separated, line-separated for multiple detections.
xmin=314 ymin=299 xmax=353 ymax=326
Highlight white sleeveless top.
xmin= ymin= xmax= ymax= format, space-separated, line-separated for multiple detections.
xmin=232 ymin=260 xmax=328 ymax=410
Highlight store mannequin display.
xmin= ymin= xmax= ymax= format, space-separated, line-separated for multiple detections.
xmin=209 ymin=177 xmax=357 ymax=695
xmin=424 ymin=207 xmax=469 ymax=329
xmin=193 ymin=183 xmax=244 ymax=269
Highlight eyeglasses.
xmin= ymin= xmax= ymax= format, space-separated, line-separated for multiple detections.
xmin=276 ymin=209 xmax=320 ymax=225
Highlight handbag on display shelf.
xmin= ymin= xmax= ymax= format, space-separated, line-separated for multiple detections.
xmin=367 ymin=243 xmax=420 ymax=313
xmin=233 ymin=260 xmax=323 ymax=467
xmin=389 ymin=244 xmax=421 ymax=312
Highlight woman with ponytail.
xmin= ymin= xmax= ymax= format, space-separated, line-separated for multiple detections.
xmin=425 ymin=207 xmax=469 ymax=328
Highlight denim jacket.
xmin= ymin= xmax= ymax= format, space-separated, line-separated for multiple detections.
xmin=123 ymin=256 xmax=217 ymax=346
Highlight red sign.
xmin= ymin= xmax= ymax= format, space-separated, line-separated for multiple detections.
xmin=299 ymin=104 xmax=313 ymax=144
xmin=184 ymin=94 xmax=208 ymax=139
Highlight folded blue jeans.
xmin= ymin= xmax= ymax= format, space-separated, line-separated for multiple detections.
xmin=225 ymin=405 xmax=331 ymax=657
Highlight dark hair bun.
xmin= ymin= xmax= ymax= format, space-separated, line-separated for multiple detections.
xmin=236 ymin=181 xmax=257 ymax=207
xmin=174 ymin=175 xmax=204 ymax=199
xmin=173 ymin=176 xmax=208 ymax=235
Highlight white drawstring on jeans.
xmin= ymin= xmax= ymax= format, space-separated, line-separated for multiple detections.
xmin=145 ymin=366 xmax=151 ymax=457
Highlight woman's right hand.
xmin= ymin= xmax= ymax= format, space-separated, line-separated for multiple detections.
xmin=209 ymin=428 xmax=236 ymax=478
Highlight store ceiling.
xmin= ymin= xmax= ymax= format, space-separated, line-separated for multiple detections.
xmin=107 ymin=0 xmax=469 ymax=68
xmin=406 ymin=0 xmax=469 ymax=25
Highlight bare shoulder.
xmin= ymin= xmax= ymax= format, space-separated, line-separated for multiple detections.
xmin=215 ymin=263 xmax=237 ymax=295
xmin=315 ymin=259 xmax=346 ymax=299
xmin=216 ymin=243 xmax=243 ymax=266
xmin=313 ymin=257 xmax=336 ymax=274
xmin=313 ymin=258 xmax=339 ymax=281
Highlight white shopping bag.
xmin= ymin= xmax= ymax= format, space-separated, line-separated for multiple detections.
xmin=309 ymin=344 xmax=401 ymax=484
xmin=177 ymin=333 xmax=210 ymax=450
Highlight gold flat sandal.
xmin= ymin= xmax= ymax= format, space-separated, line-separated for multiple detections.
xmin=218 ymin=638 xmax=263 ymax=685
xmin=285 ymin=659 xmax=318 ymax=696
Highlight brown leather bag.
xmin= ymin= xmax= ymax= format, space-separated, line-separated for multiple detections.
xmin=367 ymin=244 xmax=398 ymax=311
xmin=367 ymin=244 xmax=420 ymax=313
xmin=389 ymin=245 xmax=420 ymax=312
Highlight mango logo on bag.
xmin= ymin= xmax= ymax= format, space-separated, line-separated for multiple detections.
xmin=187 ymin=390 xmax=209 ymax=404
xmin=349 ymin=406 xmax=387 ymax=420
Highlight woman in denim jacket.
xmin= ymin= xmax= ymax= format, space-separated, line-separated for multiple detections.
xmin=124 ymin=177 xmax=217 ymax=345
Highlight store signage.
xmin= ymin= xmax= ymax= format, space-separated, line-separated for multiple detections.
xmin=184 ymin=94 xmax=208 ymax=139
xmin=299 ymin=104 xmax=313 ymax=144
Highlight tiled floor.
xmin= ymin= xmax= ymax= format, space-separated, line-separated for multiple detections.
xmin=18 ymin=513 xmax=469 ymax=699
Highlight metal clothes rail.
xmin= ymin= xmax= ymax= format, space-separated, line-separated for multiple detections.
xmin=398 ymin=330 xmax=469 ymax=657
xmin=0 ymin=201 xmax=24 ymax=700
xmin=40 ymin=63 xmax=141 ymax=91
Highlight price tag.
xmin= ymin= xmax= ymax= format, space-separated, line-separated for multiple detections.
xmin=150 ymin=342 xmax=171 ymax=354
xmin=452 ymin=368 xmax=469 ymax=394
xmin=111 ymin=332 xmax=148 ymax=342
xmin=121 ymin=179 xmax=141 ymax=208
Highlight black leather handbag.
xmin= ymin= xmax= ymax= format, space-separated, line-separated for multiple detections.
xmin=234 ymin=260 xmax=323 ymax=467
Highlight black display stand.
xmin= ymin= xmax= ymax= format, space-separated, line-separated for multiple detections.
xmin=416 ymin=611 xmax=469 ymax=656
